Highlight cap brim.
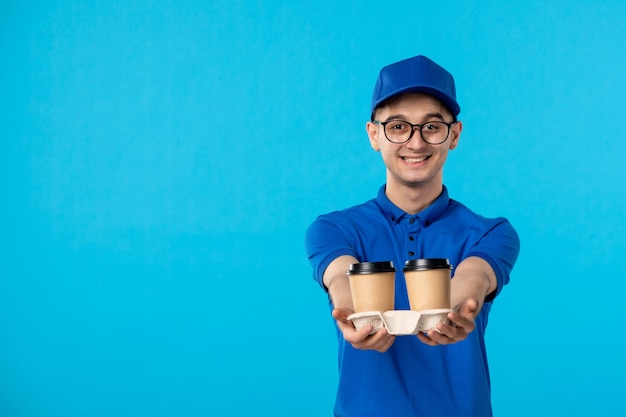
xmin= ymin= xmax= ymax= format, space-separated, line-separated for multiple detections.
xmin=372 ymin=86 xmax=460 ymax=117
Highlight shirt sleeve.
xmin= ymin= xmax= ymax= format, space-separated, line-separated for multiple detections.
xmin=304 ymin=215 xmax=360 ymax=291
xmin=465 ymin=218 xmax=521 ymax=300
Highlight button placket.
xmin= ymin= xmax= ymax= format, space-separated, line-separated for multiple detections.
xmin=406 ymin=216 xmax=422 ymax=259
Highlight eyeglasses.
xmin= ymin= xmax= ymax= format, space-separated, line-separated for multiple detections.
xmin=373 ymin=120 xmax=457 ymax=145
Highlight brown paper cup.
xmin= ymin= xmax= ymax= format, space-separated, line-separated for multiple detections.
xmin=403 ymin=259 xmax=452 ymax=311
xmin=347 ymin=262 xmax=395 ymax=313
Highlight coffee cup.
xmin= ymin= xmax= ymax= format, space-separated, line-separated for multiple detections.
xmin=347 ymin=261 xmax=395 ymax=313
xmin=403 ymin=258 xmax=452 ymax=311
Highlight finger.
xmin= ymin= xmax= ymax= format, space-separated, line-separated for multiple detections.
xmin=417 ymin=331 xmax=440 ymax=346
xmin=331 ymin=310 xmax=371 ymax=344
xmin=348 ymin=326 xmax=394 ymax=351
xmin=332 ymin=308 xmax=396 ymax=351
xmin=360 ymin=328 xmax=395 ymax=352
xmin=427 ymin=327 xmax=456 ymax=345
xmin=447 ymin=312 xmax=475 ymax=334
xmin=353 ymin=323 xmax=376 ymax=342
xmin=338 ymin=320 xmax=372 ymax=344
xmin=418 ymin=322 xmax=465 ymax=345
xmin=375 ymin=333 xmax=396 ymax=352
xmin=435 ymin=318 xmax=476 ymax=344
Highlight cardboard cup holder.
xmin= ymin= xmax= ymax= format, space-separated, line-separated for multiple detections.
xmin=347 ymin=309 xmax=452 ymax=335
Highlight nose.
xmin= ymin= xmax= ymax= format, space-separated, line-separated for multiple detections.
xmin=406 ymin=126 xmax=426 ymax=149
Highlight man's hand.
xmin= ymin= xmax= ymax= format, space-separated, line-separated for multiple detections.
xmin=324 ymin=256 xmax=395 ymax=352
xmin=417 ymin=256 xmax=496 ymax=346
xmin=417 ymin=297 xmax=479 ymax=346
xmin=332 ymin=308 xmax=396 ymax=353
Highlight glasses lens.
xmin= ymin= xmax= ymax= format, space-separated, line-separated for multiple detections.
xmin=384 ymin=120 xmax=412 ymax=143
xmin=421 ymin=122 xmax=449 ymax=144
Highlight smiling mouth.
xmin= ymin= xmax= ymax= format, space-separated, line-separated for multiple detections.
xmin=402 ymin=156 xmax=430 ymax=164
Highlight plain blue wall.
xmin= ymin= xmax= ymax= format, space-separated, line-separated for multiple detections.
xmin=2 ymin=1 xmax=625 ymax=416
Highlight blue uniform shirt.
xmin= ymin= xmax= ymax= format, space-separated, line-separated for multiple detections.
xmin=305 ymin=185 xmax=520 ymax=417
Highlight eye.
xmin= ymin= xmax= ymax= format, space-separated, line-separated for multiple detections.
xmin=387 ymin=121 xmax=409 ymax=131
xmin=423 ymin=122 xmax=442 ymax=132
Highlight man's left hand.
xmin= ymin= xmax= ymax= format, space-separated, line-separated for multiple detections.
xmin=417 ymin=297 xmax=479 ymax=346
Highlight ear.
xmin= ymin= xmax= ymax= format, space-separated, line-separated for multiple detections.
xmin=366 ymin=121 xmax=381 ymax=152
xmin=449 ymin=121 xmax=463 ymax=150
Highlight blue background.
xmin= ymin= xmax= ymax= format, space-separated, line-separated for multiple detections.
xmin=2 ymin=1 xmax=625 ymax=416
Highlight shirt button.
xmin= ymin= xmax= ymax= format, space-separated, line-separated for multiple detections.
xmin=409 ymin=218 xmax=415 ymax=224
xmin=409 ymin=236 xmax=414 ymax=241
xmin=408 ymin=251 xmax=415 ymax=256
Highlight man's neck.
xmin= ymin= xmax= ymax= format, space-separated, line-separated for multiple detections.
xmin=385 ymin=180 xmax=443 ymax=215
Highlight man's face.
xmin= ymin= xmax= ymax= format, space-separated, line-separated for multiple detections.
xmin=366 ymin=92 xmax=462 ymax=190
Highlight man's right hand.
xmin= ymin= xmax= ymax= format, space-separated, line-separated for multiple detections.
xmin=332 ymin=308 xmax=396 ymax=353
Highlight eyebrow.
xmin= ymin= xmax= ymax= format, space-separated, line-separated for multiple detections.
xmin=383 ymin=113 xmax=446 ymax=122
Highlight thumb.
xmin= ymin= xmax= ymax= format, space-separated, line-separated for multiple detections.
xmin=332 ymin=307 xmax=353 ymax=322
xmin=456 ymin=297 xmax=480 ymax=319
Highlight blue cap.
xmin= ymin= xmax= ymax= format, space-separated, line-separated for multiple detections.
xmin=370 ymin=55 xmax=460 ymax=117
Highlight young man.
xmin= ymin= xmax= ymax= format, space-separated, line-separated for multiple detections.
xmin=305 ymin=55 xmax=520 ymax=417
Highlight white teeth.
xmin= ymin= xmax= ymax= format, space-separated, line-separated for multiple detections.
xmin=403 ymin=156 xmax=428 ymax=163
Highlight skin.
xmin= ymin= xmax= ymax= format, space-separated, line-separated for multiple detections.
xmin=323 ymin=92 xmax=498 ymax=352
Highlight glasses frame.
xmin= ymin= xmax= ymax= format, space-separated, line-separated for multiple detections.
xmin=373 ymin=119 xmax=457 ymax=145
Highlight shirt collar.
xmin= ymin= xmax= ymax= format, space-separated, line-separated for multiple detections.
xmin=376 ymin=184 xmax=450 ymax=225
